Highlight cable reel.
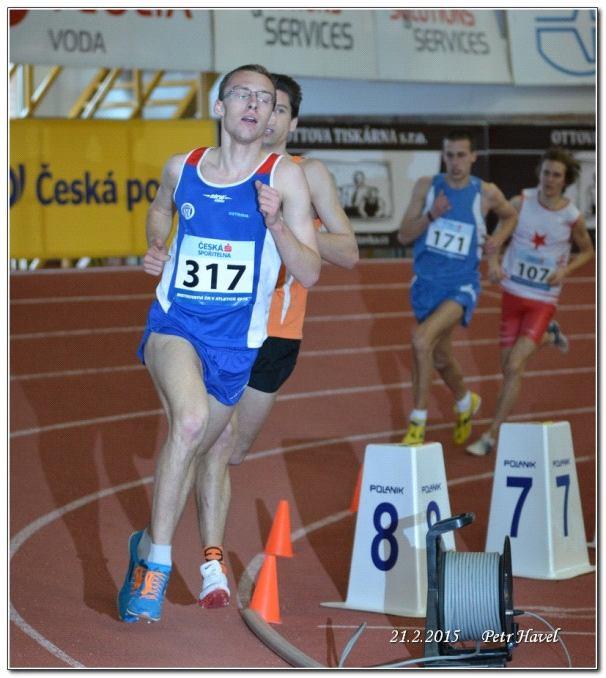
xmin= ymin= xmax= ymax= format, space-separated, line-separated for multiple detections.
xmin=423 ymin=512 xmax=518 ymax=667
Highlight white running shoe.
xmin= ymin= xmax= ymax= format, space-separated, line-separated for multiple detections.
xmin=198 ymin=559 xmax=230 ymax=609
xmin=466 ymin=432 xmax=495 ymax=456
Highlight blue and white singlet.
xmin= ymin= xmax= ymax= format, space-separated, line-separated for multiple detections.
xmin=156 ymin=147 xmax=283 ymax=349
xmin=412 ymin=174 xmax=486 ymax=287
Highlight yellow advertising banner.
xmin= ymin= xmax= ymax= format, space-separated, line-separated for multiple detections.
xmin=10 ymin=119 xmax=217 ymax=258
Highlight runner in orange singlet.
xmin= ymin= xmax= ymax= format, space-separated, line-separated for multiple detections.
xmin=193 ymin=73 xmax=358 ymax=607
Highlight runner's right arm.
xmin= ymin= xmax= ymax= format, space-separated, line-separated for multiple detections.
xmin=398 ymin=177 xmax=450 ymax=245
xmin=143 ymin=154 xmax=183 ymax=276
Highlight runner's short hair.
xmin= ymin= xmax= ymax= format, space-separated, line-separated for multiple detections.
xmin=272 ymin=73 xmax=303 ymax=119
xmin=444 ymin=129 xmax=476 ymax=151
xmin=537 ymin=147 xmax=580 ymax=187
xmin=218 ymin=64 xmax=275 ymax=101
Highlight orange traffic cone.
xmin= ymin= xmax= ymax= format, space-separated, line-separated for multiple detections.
xmin=249 ymin=554 xmax=281 ymax=624
xmin=349 ymin=466 xmax=363 ymax=513
xmin=265 ymin=499 xmax=293 ymax=557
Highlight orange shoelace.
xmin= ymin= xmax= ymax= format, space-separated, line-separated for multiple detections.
xmin=140 ymin=570 xmax=168 ymax=600
xmin=131 ymin=565 xmax=145 ymax=593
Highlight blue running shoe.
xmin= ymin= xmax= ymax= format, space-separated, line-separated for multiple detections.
xmin=117 ymin=530 xmax=146 ymax=623
xmin=126 ymin=560 xmax=171 ymax=622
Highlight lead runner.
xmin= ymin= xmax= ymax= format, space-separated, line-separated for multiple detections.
xmin=193 ymin=72 xmax=359 ymax=609
xmin=117 ymin=64 xmax=320 ymax=624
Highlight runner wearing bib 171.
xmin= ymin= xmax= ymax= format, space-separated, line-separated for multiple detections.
xmin=467 ymin=147 xmax=594 ymax=456
xmin=398 ymin=129 xmax=517 ymax=447
xmin=118 ymin=65 xmax=321 ymax=625
xmin=194 ymin=73 xmax=358 ymax=605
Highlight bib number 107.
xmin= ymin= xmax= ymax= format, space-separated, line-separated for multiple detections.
xmin=516 ymin=261 xmax=551 ymax=284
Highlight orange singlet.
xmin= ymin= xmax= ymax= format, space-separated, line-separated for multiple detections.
xmin=266 ymin=155 xmax=321 ymax=340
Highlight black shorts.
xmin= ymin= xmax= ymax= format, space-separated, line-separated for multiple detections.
xmin=247 ymin=336 xmax=301 ymax=393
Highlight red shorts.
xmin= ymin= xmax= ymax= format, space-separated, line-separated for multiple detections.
xmin=499 ymin=291 xmax=556 ymax=348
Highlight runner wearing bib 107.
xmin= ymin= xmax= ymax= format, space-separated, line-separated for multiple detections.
xmin=117 ymin=64 xmax=321 ymax=624
xmin=467 ymin=147 xmax=594 ymax=456
xmin=398 ymin=129 xmax=518 ymax=447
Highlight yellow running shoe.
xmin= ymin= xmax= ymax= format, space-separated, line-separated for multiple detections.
xmin=402 ymin=419 xmax=426 ymax=445
xmin=453 ymin=392 xmax=481 ymax=445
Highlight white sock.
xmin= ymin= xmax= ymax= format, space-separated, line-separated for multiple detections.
xmin=148 ymin=542 xmax=172 ymax=567
xmin=137 ymin=528 xmax=151 ymax=562
xmin=456 ymin=392 xmax=471 ymax=413
xmin=410 ymin=409 xmax=427 ymax=423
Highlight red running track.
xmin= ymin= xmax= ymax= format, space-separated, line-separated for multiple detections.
xmin=10 ymin=258 xmax=596 ymax=668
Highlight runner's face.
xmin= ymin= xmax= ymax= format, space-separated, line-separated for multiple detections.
xmin=217 ymin=70 xmax=275 ymax=144
xmin=442 ymin=139 xmax=476 ymax=182
xmin=539 ymin=160 xmax=567 ymax=198
xmin=264 ymin=90 xmax=296 ymax=149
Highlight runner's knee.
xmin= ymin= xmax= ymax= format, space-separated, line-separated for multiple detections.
xmin=503 ymin=354 xmax=526 ymax=379
xmin=171 ymin=408 xmax=209 ymax=450
xmin=432 ymin=345 xmax=452 ymax=372
xmin=411 ymin=326 xmax=433 ymax=357
xmin=207 ymin=418 xmax=238 ymax=461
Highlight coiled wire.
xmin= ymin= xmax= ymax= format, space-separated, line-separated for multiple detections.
xmin=442 ymin=551 xmax=502 ymax=641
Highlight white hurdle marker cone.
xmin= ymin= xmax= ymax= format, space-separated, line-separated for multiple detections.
xmin=322 ymin=442 xmax=454 ymax=617
xmin=486 ymin=421 xmax=594 ymax=579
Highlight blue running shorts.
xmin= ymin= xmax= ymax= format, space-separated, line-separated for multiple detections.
xmin=410 ymin=276 xmax=480 ymax=327
xmin=137 ymin=300 xmax=259 ymax=406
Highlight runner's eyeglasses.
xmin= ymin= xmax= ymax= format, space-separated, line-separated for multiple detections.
xmin=225 ymin=87 xmax=274 ymax=106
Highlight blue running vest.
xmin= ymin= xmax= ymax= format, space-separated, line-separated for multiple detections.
xmin=156 ymin=147 xmax=283 ymax=348
xmin=412 ymin=174 xmax=486 ymax=286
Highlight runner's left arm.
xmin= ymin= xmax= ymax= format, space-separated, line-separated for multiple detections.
xmin=547 ymin=214 xmax=594 ymax=285
xmin=256 ymin=159 xmax=321 ymax=288
xmin=303 ymin=158 xmax=359 ymax=269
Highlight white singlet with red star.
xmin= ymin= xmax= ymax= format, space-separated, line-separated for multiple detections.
xmin=501 ymin=187 xmax=580 ymax=304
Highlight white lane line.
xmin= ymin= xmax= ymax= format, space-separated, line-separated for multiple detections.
xmin=10 ymin=609 xmax=85 ymax=668
xmin=304 ymin=304 xmax=594 ymax=323
xmin=245 ymin=416 xmax=595 ymax=464
xmin=310 ymin=277 xmax=594 ymax=293
xmin=12 ymin=364 xmax=145 ymax=382
xmin=277 ymin=366 xmax=595 ymax=402
xmin=10 ymin=476 xmax=152 ymax=668
xmin=11 ymin=410 xmax=163 ymax=439
xmin=10 ymin=301 xmax=594 ymax=340
xmin=11 ymin=326 xmax=145 ymax=340
xmin=10 ymin=432 xmax=594 ymax=667
xmin=10 ymin=333 xmax=597 ymax=382
xmin=10 ymin=275 xmax=594 ymax=304
xmin=10 ymin=368 xmax=595 ymax=439
xmin=300 ymin=334 xmax=595 ymax=358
